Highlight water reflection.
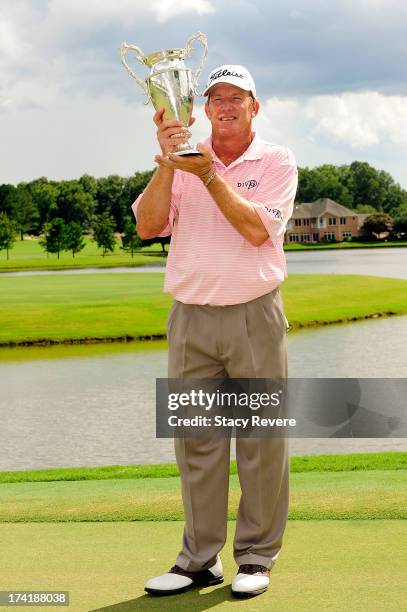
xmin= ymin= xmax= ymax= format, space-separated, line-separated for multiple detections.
xmin=2 ymin=247 xmax=407 ymax=279
xmin=1 ymin=316 xmax=406 ymax=471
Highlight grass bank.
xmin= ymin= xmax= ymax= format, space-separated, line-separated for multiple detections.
xmin=1 ymin=238 xmax=406 ymax=272
xmin=1 ymin=452 xmax=405 ymax=483
xmin=1 ymin=453 xmax=405 ymax=522
xmin=0 ymin=237 xmax=166 ymax=272
xmin=1 ymin=273 xmax=406 ymax=346
xmin=1 ymin=470 xmax=406 ymax=522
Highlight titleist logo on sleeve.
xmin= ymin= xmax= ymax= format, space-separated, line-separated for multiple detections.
xmin=209 ymin=69 xmax=244 ymax=82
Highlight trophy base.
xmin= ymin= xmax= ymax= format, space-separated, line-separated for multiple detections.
xmin=174 ymin=148 xmax=203 ymax=156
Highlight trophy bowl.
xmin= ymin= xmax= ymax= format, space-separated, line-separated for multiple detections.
xmin=120 ymin=33 xmax=207 ymax=155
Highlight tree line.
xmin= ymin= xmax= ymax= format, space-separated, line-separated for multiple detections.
xmin=1 ymin=161 xmax=407 ymax=258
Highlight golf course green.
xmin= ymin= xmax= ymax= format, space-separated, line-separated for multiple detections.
xmin=1 ymin=272 xmax=406 ymax=345
xmin=1 ymin=453 xmax=406 ymax=610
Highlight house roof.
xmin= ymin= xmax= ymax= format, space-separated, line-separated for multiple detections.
xmin=293 ymin=198 xmax=357 ymax=218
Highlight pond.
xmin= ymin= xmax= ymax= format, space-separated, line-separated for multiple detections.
xmin=2 ymin=247 xmax=407 ymax=279
xmin=1 ymin=315 xmax=406 ymax=471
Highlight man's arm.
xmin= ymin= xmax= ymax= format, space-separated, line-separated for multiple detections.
xmin=154 ymin=144 xmax=297 ymax=247
xmin=204 ymin=174 xmax=268 ymax=246
xmin=135 ymin=167 xmax=174 ymax=239
xmin=135 ymin=108 xmax=193 ymax=239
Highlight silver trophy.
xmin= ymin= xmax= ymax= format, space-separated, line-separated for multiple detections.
xmin=120 ymin=32 xmax=208 ymax=155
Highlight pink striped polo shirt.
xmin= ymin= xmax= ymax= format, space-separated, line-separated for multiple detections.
xmin=132 ymin=132 xmax=298 ymax=305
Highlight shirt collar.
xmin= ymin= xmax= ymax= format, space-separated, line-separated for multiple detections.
xmin=201 ymin=132 xmax=267 ymax=168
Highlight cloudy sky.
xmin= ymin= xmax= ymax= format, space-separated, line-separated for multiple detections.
xmin=1 ymin=0 xmax=407 ymax=187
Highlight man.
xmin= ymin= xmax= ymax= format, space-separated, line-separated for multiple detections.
xmin=132 ymin=64 xmax=298 ymax=598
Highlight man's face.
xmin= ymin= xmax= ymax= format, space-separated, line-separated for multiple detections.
xmin=205 ymin=83 xmax=259 ymax=136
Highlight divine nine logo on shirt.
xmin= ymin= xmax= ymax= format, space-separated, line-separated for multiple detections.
xmin=237 ymin=179 xmax=258 ymax=189
xmin=265 ymin=208 xmax=284 ymax=221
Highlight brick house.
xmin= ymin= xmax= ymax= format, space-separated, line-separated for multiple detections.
xmin=285 ymin=198 xmax=365 ymax=243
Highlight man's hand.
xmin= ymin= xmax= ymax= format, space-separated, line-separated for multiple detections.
xmin=154 ymin=144 xmax=214 ymax=183
xmin=154 ymin=108 xmax=196 ymax=156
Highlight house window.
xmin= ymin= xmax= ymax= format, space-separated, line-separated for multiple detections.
xmin=340 ymin=217 xmax=346 ymax=224
xmin=312 ymin=232 xmax=319 ymax=242
xmin=319 ymin=218 xmax=326 ymax=227
xmin=295 ymin=219 xmax=302 ymax=226
xmin=328 ymin=217 xmax=337 ymax=225
xmin=301 ymin=233 xmax=310 ymax=242
xmin=303 ymin=218 xmax=310 ymax=226
xmin=342 ymin=231 xmax=352 ymax=239
xmin=324 ymin=232 xmax=336 ymax=241
xmin=289 ymin=234 xmax=300 ymax=242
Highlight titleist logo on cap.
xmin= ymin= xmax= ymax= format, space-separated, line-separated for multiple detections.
xmin=204 ymin=64 xmax=257 ymax=97
xmin=209 ymin=69 xmax=245 ymax=82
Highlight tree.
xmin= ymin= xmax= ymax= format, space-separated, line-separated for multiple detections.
xmin=0 ymin=184 xmax=15 ymax=217
xmin=29 ymin=178 xmax=59 ymax=229
xmin=93 ymin=213 xmax=116 ymax=256
xmin=78 ymin=174 xmax=98 ymax=199
xmin=122 ymin=171 xmax=154 ymax=205
xmin=361 ymin=213 xmax=393 ymax=239
xmin=0 ymin=212 xmax=17 ymax=259
xmin=382 ymin=183 xmax=407 ymax=214
xmin=296 ymin=165 xmax=353 ymax=207
xmin=141 ymin=235 xmax=171 ymax=253
xmin=39 ymin=218 xmax=67 ymax=259
xmin=8 ymin=184 xmax=39 ymax=239
xmin=65 ymin=221 xmax=85 ymax=257
xmin=346 ymin=162 xmax=398 ymax=212
xmin=53 ymin=180 xmax=95 ymax=230
xmin=121 ymin=217 xmax=142 ymax=257
xmin=96 ymin=175 xmax=126 ymax=231
xmin=392 ymin=207 xmax=407 ymax=237
xmin=354 ymin=204 xmax=377 ymax=214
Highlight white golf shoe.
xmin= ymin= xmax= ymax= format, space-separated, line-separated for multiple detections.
xmin=145 ymin=555 xmax=224 ymax=596
xmin=231 ymin=564 xmax=270 ymax=597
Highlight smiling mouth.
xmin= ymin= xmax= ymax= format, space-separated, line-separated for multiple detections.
xmin=219 ymin=117 xmax=237 ymax=122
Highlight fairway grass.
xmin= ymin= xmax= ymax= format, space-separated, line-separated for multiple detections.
xmin=0 ymin=470 xmax=406 ymax=522
xmin=1 ymin=273 xmax=406 ymax=345
xmin=1 ymin=452 xmax=405 ymax=483
xmin=0 ymin=237 xmax=166 ymax=271
xmin=2 ymin=455 xmax=406 ymax=609
xmin=1 ymin=520 xmax=405 ymax=611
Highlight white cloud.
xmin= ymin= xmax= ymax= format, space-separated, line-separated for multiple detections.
xmin=304 ymin=92 xmax=407 ymax=148
xmin=1 ymin=89 xmax=407 ymax=188
xmin=0 ymin=94 xmax=157 ymax=183
xmin=154 ymin=0 xmax=215 ymax=23
xmin=46 ymin=0 xmax=215 ymax=27
xmin=0 ymin=0 xmax=406 ymax=188
xmin=0 ymin=19 xmax=25 ymax=61
xmin=0 ymin=0 xmax=216 ymax=113
xmin=256 ymin=91 xmax=407 ymax=150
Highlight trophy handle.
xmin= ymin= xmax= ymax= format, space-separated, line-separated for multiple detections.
xmin=185 ymin=32 xmax=208 ymax=96
xmin=120 ymin=43 xmax=150 ymax=103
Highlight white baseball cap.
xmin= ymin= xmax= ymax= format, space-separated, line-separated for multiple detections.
xmin=203 ymin=64 xmax=257 ymax=98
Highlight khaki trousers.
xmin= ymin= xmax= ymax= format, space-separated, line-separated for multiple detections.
xmin=167 ymin=287 xmax=289 ymax=572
